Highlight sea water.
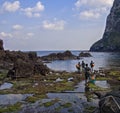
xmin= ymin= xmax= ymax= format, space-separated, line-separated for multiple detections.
xmin=37 ymin=51 xmax=120 ymax=72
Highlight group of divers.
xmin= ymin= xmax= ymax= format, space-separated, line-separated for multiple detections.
xmin=76 ymin=60 xmax=95 ymax=84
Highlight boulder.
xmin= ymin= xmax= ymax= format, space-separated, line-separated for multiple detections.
xmin=8 ymin=59 xmax=34 ymax=79
xmin=34 ymin=62 xmax=50 ymax=75
xmin=94 ymin=90 xmax=120 ymax=113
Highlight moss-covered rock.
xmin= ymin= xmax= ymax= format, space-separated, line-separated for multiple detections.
xmin=25 ymin=94 xmax=47 ymax=103
xmin=0 ymin=102 xmax=22 ymax=113
xmin=43 ymin=99 xmax=59 ymax=107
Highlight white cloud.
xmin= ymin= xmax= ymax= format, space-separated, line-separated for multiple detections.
xmin=12 ymin=24 xmax=23 ymax=30
xmin=74 ymin=0 xmax=114 ymax=19
xmin=80 ymin=10 xmax=100 ymax=19
xmin=27 ymin=33 xmax=34 ymax=37
xmin=22 ymin=1 xmax=44 ymax=18
xmin=43 ymin=20 xmax=66 ymax=30
xmin=34 ymin=13 xmax=41 ymax=17
xmin=96 ymin=0 xmax=114 ymax=6
xmin=34 ymin=1 xmax=44 ymax=11
xmin=0 ymin=32 xmax=13 ymax=38
xmin=75 ymin=0 xmax=114 ymax=9
xmin=2 ymin=1 xmax=20 ymax=12
xmin=75 ymin=0 xmax=87 ymax=9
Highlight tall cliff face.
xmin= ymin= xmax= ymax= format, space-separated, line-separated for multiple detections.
xmin=90 ymin=0 xmax=120 ymax=52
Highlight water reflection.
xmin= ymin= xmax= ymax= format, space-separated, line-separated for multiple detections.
xmin=0 ymin=94 xmax=32 ymax=105
xmin=0 ymin=82 xmax=13 ymax=90
xmin=47 ymin=80 xmax=109 ymax=106
xmin=95 ymin=81 xmax=110 ymax=88
xmin=66 ymin=80 xmax=109 ymax=93
xmin=84 ymin=90 xmax=92 ymax=102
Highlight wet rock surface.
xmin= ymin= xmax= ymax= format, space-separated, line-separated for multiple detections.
xmin=0 ymin=69 xmax=120 ymax=113
xmin=0 ymin=94 xmax=32 ymax=106
xmin=19 ymin=96 xmax=91 ymax=113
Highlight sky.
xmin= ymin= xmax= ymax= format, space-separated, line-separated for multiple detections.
xmin=0 ymin=0 xmax=114 ymax=51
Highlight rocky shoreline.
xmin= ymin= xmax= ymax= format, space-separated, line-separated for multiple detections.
xmin=0 ymin=39 xmax=92 ymax=79
xmin=0 ymin=39 xmax=120 ymax=113
xmin=0 ymin=66 xmax=120 ymax=113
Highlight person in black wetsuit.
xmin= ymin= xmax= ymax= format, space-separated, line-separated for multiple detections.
xmin=84 ymin=64 xmax=91 ymax=83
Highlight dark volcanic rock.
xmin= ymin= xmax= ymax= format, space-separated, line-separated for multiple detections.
xmin=0 ymin=39 xmax=4 ymax=50
xmin=7 ymin=59 xmax=50 ymax=79
xmin=28 ymin=52 xmax=37 ymax=61
xmin=90 ymin=0 xmax=120 ymax=52
xmin=41 ymin=50 xmax=78 ymax=61
xmin=0 ymin=50 xmax=37 ymax=66
xmin=0 ymin=40 xmax=50 ymax=78
xmin=79 ymin=52 xmax=92 ymax=57
xmin=34 ymin=62 xmax=50 ymax=75
xmin=10 ymin=59 xmax=34 ymax=79
xmin=99 ymin=90 xmax=120 ymax=113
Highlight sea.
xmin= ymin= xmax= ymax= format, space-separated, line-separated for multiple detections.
xmin=37 ymin=50 xmax=120 ymax=72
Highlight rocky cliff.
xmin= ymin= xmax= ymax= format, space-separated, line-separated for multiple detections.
xmin=90 ymin=0 xmax=120 ymax=52
xmin=0 ymin=39 xmax=4 ymax=50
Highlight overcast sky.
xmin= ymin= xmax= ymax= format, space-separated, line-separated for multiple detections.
xmin=0 ymin=0 xmax=114 ymax=51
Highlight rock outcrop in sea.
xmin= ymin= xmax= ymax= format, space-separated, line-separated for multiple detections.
xmin=90 ymin=0 xmax=120 ymax=52
xmin=79 ymin=52 xmax=92 ymax=57
xmin=41 ymin=50 xmax=78 ymax=61
xmin=41 ymin=51 xmax=92 ymax=61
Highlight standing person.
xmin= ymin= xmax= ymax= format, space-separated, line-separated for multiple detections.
xmin=82 ymin=61 xmax=85 ymax=71
xmin=90 ymin=60 xmax=94 ymax=72
xmin=84 ymin=64 xmax=91 ymax=83
xmin=76 ymin=62 xmax=81 ymax=73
